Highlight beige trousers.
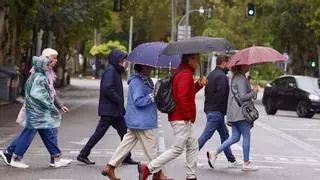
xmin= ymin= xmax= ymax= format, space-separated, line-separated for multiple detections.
xmin=148 ymin=121 xmax=198 ymax=179
xmin=108 ymin=129 xmax=157 ymax=167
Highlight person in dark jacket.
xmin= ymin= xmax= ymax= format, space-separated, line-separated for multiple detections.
xmin=77 ymin=49 xmax=137 ymax=165
xmin=198 ymin=55 xmax=241 ymax=168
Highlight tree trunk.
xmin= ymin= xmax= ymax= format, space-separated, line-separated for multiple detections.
xmin=0 ymin=10 xmax=5 ymax=64
xmin=317 ymin=44 xmax=320 ymax=78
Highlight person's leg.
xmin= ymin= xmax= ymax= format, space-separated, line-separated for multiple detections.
xmin=110 ymin=116 xmax=134 ymax=163
xmin=185 ymin=123 xmax=198 ymax=179
xmin=237 ymin=121 xmax=251 ymax=162
xmin=102 ymin=130 xmax=138 ymax=179
xmin=78 ymin=116 xmax=111 ymax=158
xmin=13 ymin=128 xmax=37 ymax=157
xmin=38 ymin=129 xmax=61 ymax=157
xmin=217 ymin=121 xmax=236 ymax=162
xmin=147 ymin=122 xmax=189 ymax=174
xmin=197 ymin=112 xmax=220 ymax=150
xmin=207 ymin=122 xmax=241 ymax=168
xmin=136 ymin=129 xmax=157 ymax=161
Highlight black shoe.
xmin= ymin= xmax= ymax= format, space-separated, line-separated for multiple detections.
xmin=0 ymin=150 xmax=11 ymax=165
xmin=77 ymin=156 xmax=95 ymax=165
xmin=123 ymin=158 xmax=139 ymax=165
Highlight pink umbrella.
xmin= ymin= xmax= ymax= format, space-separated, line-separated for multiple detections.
xmin=228 ymin=46 xmax=285 ymax=67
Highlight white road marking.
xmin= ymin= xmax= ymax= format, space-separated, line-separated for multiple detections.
xmin=307 ymin=159 xmax=319 ymax=163
xmin=264 ymin=157 xmax=275 ymax=161
xmin=315 ymin=168 xmax=320 ymax=171
xmin=158 ymin=124 xmax=163 ymax=128
xmin=305 ymin=138 xmax=320 ymax=142
xmin=70 ymin=138 xmax=89 ymax=145
xmin=304 ymin=123 xmax=320 ymax=126
xmin=69 ymin=151 xmax=80 ymax=154
xmin=255 ymin=121 xmax=320 ymax=159
xmin=159 ymin=130 xmax=164 ymax=134
xmin=39 ymin=179 xmax=74 ymax=180
xmin=158 ymin=137 xmax=166 ymax=153
xmin=258 ymin=166 xmax=284 ymax=169
xmin=280 ymin=128 xmax=320 ymax=132
xmin=91 ymin=151 xmax=101 ymax=154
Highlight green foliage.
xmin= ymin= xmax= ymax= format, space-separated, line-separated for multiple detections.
xmin=250 ymin=63 xmax=283 ymax=81
xmin=89 ymin=40 xmax=127 ymax=56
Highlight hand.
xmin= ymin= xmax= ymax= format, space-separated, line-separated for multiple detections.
xmin=61 ymin=106 xmax=69 ymax=113
xmin=252 ymin=87 xmax=259 ymax=93
xmin=197 ymin=77 xmax=208 ymax=86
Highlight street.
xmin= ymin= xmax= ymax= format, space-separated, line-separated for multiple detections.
xmin=1 ymin=78 xmax=320 ymax=180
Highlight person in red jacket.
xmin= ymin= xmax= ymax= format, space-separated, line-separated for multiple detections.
xmin=137 ymin=53 xmax=207 ymax=180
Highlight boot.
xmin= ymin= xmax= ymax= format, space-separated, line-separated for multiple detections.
xmin=152 ymin=170 xmax=173 ymax=180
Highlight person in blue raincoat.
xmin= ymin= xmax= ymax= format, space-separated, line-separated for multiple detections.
xmin=0 ymin=54 xmax=72 ymax=169
xmin=101 ymin=64 xmax=170 ymax=180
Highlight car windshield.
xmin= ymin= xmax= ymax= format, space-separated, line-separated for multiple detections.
xmin=295 ymin=77 xmax=320 ymax=90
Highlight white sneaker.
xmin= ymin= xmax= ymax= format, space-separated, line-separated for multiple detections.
xmin=50 ymin=158 xmax=73 ymax=168
xmin=206 ymin=151 xmax=217 ymax=168
xmin=10 ymin=158 xmax=29 ymax=168
xmin=242 ymin=162 xmax=259 ymax=171
xmin=228 ymin=161 xmax=242 ymax=168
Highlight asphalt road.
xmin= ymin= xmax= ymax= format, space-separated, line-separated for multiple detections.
xmin=1 ymin=78 xmax=320 ymax=180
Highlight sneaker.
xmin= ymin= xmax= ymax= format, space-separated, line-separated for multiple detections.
xmin=0 ymin=150 xmax=11 ymax=165
xmin=50 ymin=158 xmax=73 ymax=168
xmin=242 ymin=162 xmax=259 ymax=171
xmin=206 ymin=151 xmax=217 ymax=168
xmin=228 ymin=161 xmax=242 ymax=168
xmin=10 ymin=158 xmax=29 ymax=168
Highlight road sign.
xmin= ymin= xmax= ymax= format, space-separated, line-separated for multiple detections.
xmin=177 ymin=25 xmax=191 ymax=41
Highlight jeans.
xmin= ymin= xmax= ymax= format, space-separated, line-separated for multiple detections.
xmin=79 ymin=116 xmax=131 ymax=161
xmin=198 ymin=112 xmax=235 ymax=162
xmin=217 ymin=120 xmax=251 ymax=161
xmin=6 ymin=128 xmax=61 ymax=158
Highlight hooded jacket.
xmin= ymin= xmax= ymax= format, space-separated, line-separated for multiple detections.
xmin=24 ymin=56 xmax=61 ymax=129
xmin=125 ymin=73 xmax=157 ymax=129
xmin=98 ymin=49 xmax=126 ymax=117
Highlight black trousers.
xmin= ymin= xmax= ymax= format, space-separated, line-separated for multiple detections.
xmin=79 ymin=116 xmax=131 ymax=160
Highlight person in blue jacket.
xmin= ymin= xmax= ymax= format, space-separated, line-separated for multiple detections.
xmin=77 ymin=49 xmax=137 ymax=165
xmin=101 ymin=64 xmax=169 ymax=180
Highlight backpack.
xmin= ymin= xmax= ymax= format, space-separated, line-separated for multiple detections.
xmin=154 ymin=68 xmax=185 ymax=113
xmin=154 ymin=75 xmax=175 ymax=113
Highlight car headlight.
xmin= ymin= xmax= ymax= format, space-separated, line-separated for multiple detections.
xmin=308 ymin=94 xmax=320 ymax=102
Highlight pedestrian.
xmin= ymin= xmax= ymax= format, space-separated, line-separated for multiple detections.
xmin=206 ymin=65 xmax=259 ymax=171
xmin=198 ymin=55 xmax=241 ymax=168
xmin=77 ymin=49 xmax=137 ymax=165
xmin=137 ymin=53 xmax=207 ymax=180
xmin=0 ymin=48 xmax=72 ymax=168
xmin=101 ymin=64 xmax=170 ymax=180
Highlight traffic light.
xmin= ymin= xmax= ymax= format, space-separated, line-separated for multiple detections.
xmin=247 ymin=3 xmax=255 ymax=17
xmin=114 ymin=0 xmax=122 ymax=12
xmin=309 ymin=59 xmax=316 ymax=68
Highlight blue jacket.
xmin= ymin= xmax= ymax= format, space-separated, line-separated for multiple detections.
xmin=125 ymin=73 xmax=157 ymax=129
xmin=98 ymin=49 xmax=126 ymax=117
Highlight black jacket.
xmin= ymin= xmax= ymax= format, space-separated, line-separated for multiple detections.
xmin=204 ymin=67 xmax=229 ymax=115
xmin=98 ymin=49 xmax=126 ymax=117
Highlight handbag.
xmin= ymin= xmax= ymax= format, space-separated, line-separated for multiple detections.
xmin=231 ymin=76 xmax=259 ymax=124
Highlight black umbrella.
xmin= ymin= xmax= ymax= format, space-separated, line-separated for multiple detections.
xmin=161 ymin=36 xmax=236 ymax=56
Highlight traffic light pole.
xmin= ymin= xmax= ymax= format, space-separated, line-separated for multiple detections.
xmin=185 ymin=0 xmax=189 ymax=39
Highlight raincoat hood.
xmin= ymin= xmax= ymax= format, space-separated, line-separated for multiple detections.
xmin=108 ymin=49 xmax=127 ymax=74
xmin=32 ymin=56 xmax=49 ymax=73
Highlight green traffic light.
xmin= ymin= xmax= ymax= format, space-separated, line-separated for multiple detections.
xmin=311 ymin=61 xmax=316 ymax=67
xmin=247 ymin=3 xmax=255 ymax=17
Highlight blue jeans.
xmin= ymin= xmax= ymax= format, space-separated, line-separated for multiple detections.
xmin=198 ymin=112 xmax=235 ymax=162
xmin=217 ymin=120 xmax=251 ymax=161
xmin=6 ymin=128 xmax=61 ymax=158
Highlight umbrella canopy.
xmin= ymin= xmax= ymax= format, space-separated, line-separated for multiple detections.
xmin=161 ymin=36 xmax=236 ymax=56
xmin=228 ymin=46 xmax=285 ymax=67
xmin=127 ymin=42 xmax=181 ymax=69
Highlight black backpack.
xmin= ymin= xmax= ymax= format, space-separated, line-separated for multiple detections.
xmin=154 ymin=75 xmax=175 ymax=113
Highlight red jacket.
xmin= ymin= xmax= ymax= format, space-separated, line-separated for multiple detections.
xmin=169 ymin=63 xmax=203 ymax=123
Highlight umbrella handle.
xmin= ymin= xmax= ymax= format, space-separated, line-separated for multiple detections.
xmin=199 ymin=63 xmax=203 ymax=79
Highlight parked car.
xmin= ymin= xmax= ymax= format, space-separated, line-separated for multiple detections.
xmin=262 ymin=75 xmax=320 ymax=118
